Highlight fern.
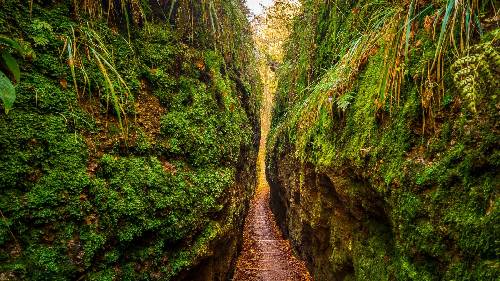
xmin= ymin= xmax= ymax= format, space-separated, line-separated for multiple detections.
xmin=30 ymin=19 xmax=53 ymax=47
xmin=451 ymin=41 xmax=499 ymax=113
xmin=337 ymin=93 xmax=354 ymax=111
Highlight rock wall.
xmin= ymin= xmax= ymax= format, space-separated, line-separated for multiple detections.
xmin=268 ymin=148 xmax=392 ymax=280
xmin=267 ymin=0 xmax=499 ymax=280
xmin=0 ymin=1 xmax=260 ymax=280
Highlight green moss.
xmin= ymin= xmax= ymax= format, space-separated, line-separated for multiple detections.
xmin=269 ymin=0 xmax=499 ymax=280
xmin=352 ymin=224 xmax=392 ymax=281
xmin=27 ymin=245 xmax=75 ymax=280
xmin=0 ymin=0 xmax=260 ymax=279
xmin=160 ymin=68 xmax=251 ymax=167
xmin=168 ymin=221 xmax=222 ymax=277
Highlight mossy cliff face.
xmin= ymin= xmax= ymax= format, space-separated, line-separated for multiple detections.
xmin=267 ymin=0 xmax=499 ymax=280
xmin=0 ymin=1 xmax=260 ymax=280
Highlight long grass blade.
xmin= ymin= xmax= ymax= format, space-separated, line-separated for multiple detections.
xmin=434 ymin=0 xmax=455 ymax=62
xmin=94 ymin=51 xmax=131 ymax=96
xmin=404 ymin=0 xmax=415 ymax=61
xmin=168 ymin=0 xmax=178 ymax=22
xmin=92 ymin=48 xmax=123 ymax=131
xmin=67 ymin=28 xmax=79 ymax=95
xmin=466 ymin=7 xmax=471 ymax=48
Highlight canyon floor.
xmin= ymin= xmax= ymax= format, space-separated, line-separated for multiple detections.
xmin=232 ymin=131 xmax=312 ymax=281
xmin=233 ymin=182 xmax=312 ymax=281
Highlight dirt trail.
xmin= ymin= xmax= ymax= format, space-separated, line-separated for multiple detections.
xmin=233 ymin=63 xmax=311 ymax=280
xmin=232 ymin=181 xmax=312 ymax=281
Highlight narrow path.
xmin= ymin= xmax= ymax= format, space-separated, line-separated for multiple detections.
xmin=232 ymin=182 xmax=312 ymax=281
xmin=232 ymin=66 xmax=311 ymax=280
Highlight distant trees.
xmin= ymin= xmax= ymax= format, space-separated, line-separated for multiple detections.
xmin=252 ymin=0 xmax=300 ymax=69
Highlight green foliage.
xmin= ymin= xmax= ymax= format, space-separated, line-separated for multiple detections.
xmin=30 ymin=19 xmax=54 ymax=47
xmin=0 ymin=35 xmax=23 ymax=113
xmin=1 ymin=51 xmax=20 ymax=82
xmin=160 ymin=72 xmax=251 ymax=167
xmin=0 ymin=72 xmax=15 ymax=113
xmin=352 ymin=224 xmax=392 ymax=281
xmin=451 ymin=39 xmax=499 ymax=112
xmin=0 ymin=35 xmax=22 ymax=52
xmin=268 ymin=0 xmax=499 ymax=280
xmin=0 ymin=0 xmax=260 ymax=279
xmin=59 ymin=23 xmax=134 ymax=132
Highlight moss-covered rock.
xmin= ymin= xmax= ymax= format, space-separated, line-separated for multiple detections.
xmin=267 ymin=0 xmax=499 ymax=280
xmin=0 ymin=1 xmax=260 ymax=280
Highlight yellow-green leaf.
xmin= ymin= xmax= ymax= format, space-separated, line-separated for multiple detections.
xmin=1 ymin=51 xmax=20 ymax=82
xmin=0 ymin=71 xmax=16 ymax=113
xmin=0 ymin=35 xmax=22 ymax=53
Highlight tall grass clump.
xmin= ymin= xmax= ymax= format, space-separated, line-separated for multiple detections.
xmin=281 ymin=0 xmax=496 ymax=155
xmin=61 ymin=23 xmax=132 ymax=133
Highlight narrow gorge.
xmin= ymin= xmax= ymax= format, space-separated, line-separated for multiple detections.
xmin=0 ymin=0 xmax=498 ymax=281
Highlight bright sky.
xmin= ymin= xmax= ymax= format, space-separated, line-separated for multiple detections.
xmin=246 ymin=0 xmax=274 ymax=16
